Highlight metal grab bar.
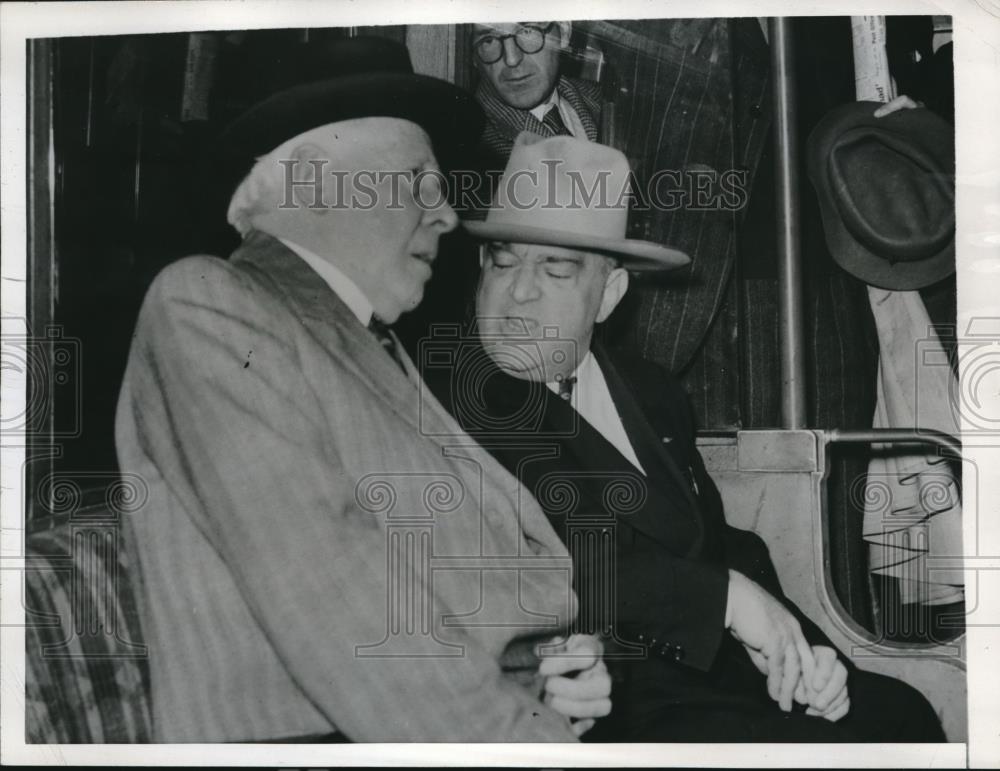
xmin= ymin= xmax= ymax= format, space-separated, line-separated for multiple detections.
xmin=822 ymin=428 xmax=962 ymax=459
xmin=696 ymin=428 xmax=963 ymax=461
xmin=769 ymin=18 xmax=807 ymax=429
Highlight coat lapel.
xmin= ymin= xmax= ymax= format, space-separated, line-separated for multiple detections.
xmin=476 ymin=76 xmax=602 ymax=149
xmin=230 ymin=232 xmax=459 ymax=442
xmin=478 ymin=353 xmax=700 ymax=554
xmin=230 ymin=233 xmax=570 ymax=558
xmin=594 ymin=345 xmax=700 ymax=510
xmin=557 ymin=78 xmax=601 ymax=141
xmin=476 ymin=80 xmax=545 ymax=151
xmin=593 ymin=345 xmax=706 ymax=554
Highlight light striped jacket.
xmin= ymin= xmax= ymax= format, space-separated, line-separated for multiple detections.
xmin=115 ymin=232 xmax=578 ymax=742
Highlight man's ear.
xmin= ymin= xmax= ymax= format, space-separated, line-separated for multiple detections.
xmin=556 ymin=22 xmax=572 ymax=50
xmin=596 ymin=265 xmax=628 ymax=323
xmin=288 ymin=142 xmax=329 ymax=212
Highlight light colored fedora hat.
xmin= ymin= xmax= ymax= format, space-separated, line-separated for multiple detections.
xmin=464 ymin=132 xmax=689 ymax=272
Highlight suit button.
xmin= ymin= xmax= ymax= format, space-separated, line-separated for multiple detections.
xmin=637 ymin=633 xmax=645 ymax=642
xmin=750 ymin=102 xmax=762 ymax=117
xmin=673 ymin=646 xmax=685 ymax=662
xmin=658 ymin=645 xmax=670 ymax=658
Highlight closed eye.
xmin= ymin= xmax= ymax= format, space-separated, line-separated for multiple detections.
xmin=486 ymin=244 xmax=519 ymax=269
xmin=544 ymin=257 xmax=581 ymax=279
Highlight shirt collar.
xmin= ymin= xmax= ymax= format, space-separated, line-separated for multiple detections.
xmin=529 ymin=87 xmax=562 ymax=123
xmin=278 ymin=237 xmax=374 ymax=326
xmin=545 ymin=349 xmax=594 ymax=396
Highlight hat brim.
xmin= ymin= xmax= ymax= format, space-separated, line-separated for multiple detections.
xmin=813 ymin=189 xmax=955 ymax=290
xmin=219 ymin=71 xmax=484 ymax=172
xmin=806 ymin=101 xmax=955 ymax=290
xmin=463 ymin=221 xmax=690 ymax=272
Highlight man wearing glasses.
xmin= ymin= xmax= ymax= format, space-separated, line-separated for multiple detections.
xmin=472 ymin=22 xmax=602 ymax=170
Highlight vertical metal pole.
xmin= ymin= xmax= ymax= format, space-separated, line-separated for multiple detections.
xmin=769 ymin=18 xmax=807 ymax=429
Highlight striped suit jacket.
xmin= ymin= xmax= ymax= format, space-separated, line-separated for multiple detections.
xmin=115 ymin=231 xmax=578 ymax=742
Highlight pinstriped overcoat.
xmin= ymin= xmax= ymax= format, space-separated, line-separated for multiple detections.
xmin=115 ymin=231 xmax=578 ymax=742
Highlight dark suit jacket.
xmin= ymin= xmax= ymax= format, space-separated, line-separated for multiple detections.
xmin=426 ymin=340 xmax=844 ymax=733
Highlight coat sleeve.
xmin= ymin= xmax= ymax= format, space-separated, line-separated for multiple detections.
xmin=613 ymin=541 xmax=730 ymax=672
xmin=124 ymin=257 xmax=578 ymax=742
xmin=682 ymin=379 xmax=847 ymax=667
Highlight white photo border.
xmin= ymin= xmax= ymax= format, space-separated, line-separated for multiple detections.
xmin=2 ymin=0 xmax=997 ymax=766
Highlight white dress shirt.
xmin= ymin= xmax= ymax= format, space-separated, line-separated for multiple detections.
xmin=546 ymin=351 xmax=645 ymax=473
xmin=278 ymin=237 xmax=374 ymax=326
xmin=529 ymin=88 xmax=588 ymax=140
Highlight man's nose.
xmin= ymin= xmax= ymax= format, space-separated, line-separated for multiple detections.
xmin=502 ymin=36 xmax=524 ymax=67
xmin=509 ymin=264 xmax=542 ymax=303
xmin=424 ymin=197 xmax=458 ymax=233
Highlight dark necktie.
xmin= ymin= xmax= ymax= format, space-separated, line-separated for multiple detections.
xmin=368 ymin=316 xmax=406 ymax=374
xmin=557 ymin=375 xmax=577 ymax=401
xmin=541 ymin=105 xmax=573 ymax=137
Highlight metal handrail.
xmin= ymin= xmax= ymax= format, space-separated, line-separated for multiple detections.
xmin=822 ymin=428 xmax=962 ymax=459
xmin=769 ymin=18 xmax=807 ymax=429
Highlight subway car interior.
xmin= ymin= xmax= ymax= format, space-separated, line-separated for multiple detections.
xmin=22 ymin=16 xmax=966 ymax=743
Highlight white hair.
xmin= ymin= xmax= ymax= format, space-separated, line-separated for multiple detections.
xmin=225 ymin=122 xmax=349 ymax=237
xmin=226 ymin=154 xmax=286 ymax=237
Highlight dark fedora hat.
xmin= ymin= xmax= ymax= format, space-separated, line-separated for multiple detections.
xmin=806 ymin=100 xmax=955 ymax=290
xmin=218 ymin=36 xmax=484 ymax=178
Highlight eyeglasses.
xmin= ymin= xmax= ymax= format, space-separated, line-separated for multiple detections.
xmin=473 ymin=23 xmax=555 ymax=65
